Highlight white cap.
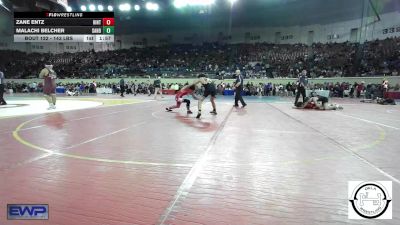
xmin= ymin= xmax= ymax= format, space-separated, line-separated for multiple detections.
xmin=235 ymin=70 xmax=241 ymax=74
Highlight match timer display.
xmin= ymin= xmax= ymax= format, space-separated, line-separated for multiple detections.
xmin=14 ymin=12 xmax=115 ymax=43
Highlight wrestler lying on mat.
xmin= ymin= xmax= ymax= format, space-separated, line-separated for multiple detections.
xmin=295 ymin=95 xmax=343 ymax=110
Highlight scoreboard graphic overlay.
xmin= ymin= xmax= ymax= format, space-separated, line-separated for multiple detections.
xmin=14 ymin=12 xmax=114 ymax=43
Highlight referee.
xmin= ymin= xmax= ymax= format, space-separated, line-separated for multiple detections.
xmin=0 ymin=68 xmax=6 ymax=105
xmin=294 ymin=69 xmax=308 ymax=106
xmin=234 ymin=70 xmax=246 ymax=108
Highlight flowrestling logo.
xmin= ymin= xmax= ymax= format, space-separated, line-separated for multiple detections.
xmin=348 ymin=181 xmax=392 ymax=219
xmin=7 ymin=204 xmax=49 ymax=220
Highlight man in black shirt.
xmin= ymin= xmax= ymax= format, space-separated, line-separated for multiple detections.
xmin=153 ymin=76 xmax=163 ymax=100
xmin=120 ymin=78 xmax=125 ymax=97
xmin=234 ymin=70 xmax=246 ymax=107
xmin=294 ymin=70 xmax=308 ymax=106
xmin=0 ymin=69 xmax=6 ymax=105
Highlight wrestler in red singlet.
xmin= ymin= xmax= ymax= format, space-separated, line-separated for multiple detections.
xmin=166 ymin=85 xmax=196 ymax=113
xmin=303 ymin=101 xmax=316 ymax=109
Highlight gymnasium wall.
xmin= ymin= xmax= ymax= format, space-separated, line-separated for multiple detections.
xmin=118 ymin=12 xmax=400 ymax=47
xmin=1 ymin=11 xmax=400 ymax=52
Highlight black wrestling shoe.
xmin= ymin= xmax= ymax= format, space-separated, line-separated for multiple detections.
xmin=233 ymin=105 xmax=239 ymax=107
xmin=187 ymin=110 xmax=193 ymax=114
xmin=210 ymin=110 xmax=217 ymax=115
xmin=241 ymin=104 xmax=247 ymax=108
xmin=196 ymin=113 xmax=201 ymax=119
xmin=166 ymin=108 xmax=172 ymax=112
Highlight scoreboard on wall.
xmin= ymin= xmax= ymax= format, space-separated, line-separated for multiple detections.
xmin=14 ymin=12 xmax=114 ymax=43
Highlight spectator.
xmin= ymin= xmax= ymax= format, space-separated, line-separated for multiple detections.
xmin=1 ymin=37 xmax=400 ymax=79
xmin=120 ymin=78 xmax=125 ymax=97
xmin=0 ymin=68 xmax=6 ymax=105
xmin=356 ymin=81 xmax=365 ymax=98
